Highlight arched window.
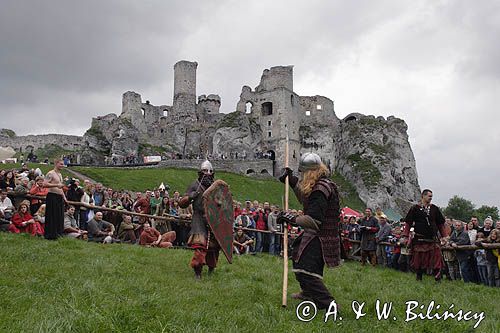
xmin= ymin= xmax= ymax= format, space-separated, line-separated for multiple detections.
xmin=245 ymin=102 xmax=252 ymax=114
xmin=141 ymin=108 xmax=145 ymax=117
xmin=163 ymin=109 xmax=168 ymax=117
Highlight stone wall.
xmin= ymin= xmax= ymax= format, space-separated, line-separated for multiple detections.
xmin=0 ymin=134 xmax=84 ymax=153
xmin=158 ymin=159 xmax=274 ymax=176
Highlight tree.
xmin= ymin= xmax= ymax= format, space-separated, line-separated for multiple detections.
xmin=474 ymin=205 xmax=499 ymax=224
xmin=443 ymin=195 xmax=475 ymax=221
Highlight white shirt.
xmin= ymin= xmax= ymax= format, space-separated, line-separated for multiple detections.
xmin=0 ymin=196 xmax=14 ymax=212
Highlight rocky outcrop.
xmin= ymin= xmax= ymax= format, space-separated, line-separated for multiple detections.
xmin=213 ymin=112 xmax=263 ymax=158
xmin=335 ymin=115 xmax=420 ymax=212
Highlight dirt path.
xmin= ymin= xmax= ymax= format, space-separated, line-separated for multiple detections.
xmin=65 ymin=168 xmax=98 ymax=184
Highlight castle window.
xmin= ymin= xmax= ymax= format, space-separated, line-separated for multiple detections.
xmin=141 ymin=108 xmax=145 ymax=117
xmin=268 ymin=120 xmax=272 ymax=126
xmin=268 ymin=131 xmax=272 ymax=138
xmin=291 ymin=95 xmax=295 ymax=106
xmin=261 ymin=102 xmax=273 ymax=116
xmin=160 ymin=129 xmax=164 ymax=133
xmin=163 ymin=109 xmax=168 ymax=117
xmin=316 ymin=104 xmax=322 ymax=110
xmin=305 ymin=110 xmax=311 ymax=116
xmin=245 ymin=102 xmax=252 ymax=114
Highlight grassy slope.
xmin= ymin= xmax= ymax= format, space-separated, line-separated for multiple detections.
xmin=0 ymin=233 xmax=499 ymax=332
xmin=71 ymin=167 xmax=366 ymax=212
xmin=2 ymin=163 xmax=365 ymax=211
xmin=72 ymin=166 xmax=302 ymax=209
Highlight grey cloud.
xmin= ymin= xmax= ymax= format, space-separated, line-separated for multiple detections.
xmin=0 ymin=0 xmax=499 ymax=206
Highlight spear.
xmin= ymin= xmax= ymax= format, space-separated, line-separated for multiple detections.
xmin=282 ymin=134 xmax=290 ymax=307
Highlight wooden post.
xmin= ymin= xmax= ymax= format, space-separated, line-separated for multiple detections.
xmin=282 ymin=135 xmax=290 ymax=307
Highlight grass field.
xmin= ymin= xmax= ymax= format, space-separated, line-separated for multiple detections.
xmin=1 ymin=233 xmax=499 ymax=332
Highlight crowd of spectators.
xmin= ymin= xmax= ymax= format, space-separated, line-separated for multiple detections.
xmin=341 ymin=209 xmax=500 ymax=287
xmin=1 ymin=164 xmax=499 ymax=288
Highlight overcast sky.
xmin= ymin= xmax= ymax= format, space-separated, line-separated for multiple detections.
xmin=1 ymin=0 xmax=499 ymax=207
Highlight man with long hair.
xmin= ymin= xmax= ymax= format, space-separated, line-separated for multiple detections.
xmin=402 ymin=189 xmax=448 ymax=281
xmin=179 ymin=160 xmax=220 ymax=279
xmin=278 ymin=152 xmax=341 ymax=309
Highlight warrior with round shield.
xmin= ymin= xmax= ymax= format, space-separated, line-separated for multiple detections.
xmin=179 ymin=160 xmax=234 ymax=279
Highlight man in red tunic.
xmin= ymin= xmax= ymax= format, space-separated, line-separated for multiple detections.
xmin=402 ymin=189 xmax=448 ymax=281
xmin=139 ymin=222 xmax=176 ymax=248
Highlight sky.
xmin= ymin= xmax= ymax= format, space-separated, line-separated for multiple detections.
xmin=1 ymin=0 xmax=499 ymax=207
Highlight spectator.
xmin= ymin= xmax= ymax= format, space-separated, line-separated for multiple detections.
xmin=63 ymin=206 xmax=87 ymax=239
xmin=13 ymin=177 xmax=30 ymax=209
xmin=234 ymin=209 xmax=252 ymax=229
xmin=347 ymin=216 xmax=360 ymax=255
xmin=467 ymin=221 xmax=478 ymax=243
xmin=359 ymin=208 xmax=379 ymax=266
xmin=233 ymin=201 xmax=242 ymax=220
xmin=154 ymin=196 xmax=173 ymax=233
xmin=79 ymin=183 xmax=94 ymax=230
xmin=267 ymin=206 xmax=280 ymax=255
xmin=253 ymin=206 xmax=268 ymax=253
xmin=150 ymin=190 xmax=162 ymax=214
xmin=33 ymin=204 xmax=46 ymax=234
xmin=233 ymin=227 xmax=253 ymax=255
xmin=139 ymin=222 xmax=176 ymax=248
xmin=482 ymin=229 xmax=500 ymax=287
xmin=479 ymin=217 xmax=493 ymax=238
xmin=0 ymin=170 xmax=15 ymax=191
xmin=28 ymin=176 xmax=48 ymax=215
xmin=470 ymin=217 xmax=480 ymax=230
xmin=117 ymin=214 xmax=140 ymax=243
xmin=474 ymin=232 xmax=489 ymax=286
xmin=87 ymin=211 xmax=115 ymax=243
xmin=120 ymin=192 xmax=133 ymax=211
xmin=376 ymin=215 xmax=392 ymax=266
xmin=66 ymin=179 xmax=84 ymax=224
xmin=0 ymin=189 xmax=15 ymax=220
xmin=449 ymin=220 xmax=475 ymax=283
xmin=11 ymin=201 xmax=43 ymax=236
xmin=92 ymin=183 xmax=107 ymax=207
xmin=389 ymin=225 xmax=402 ymax=270
xmin=134 ymin=191 xmax=151 ymax=224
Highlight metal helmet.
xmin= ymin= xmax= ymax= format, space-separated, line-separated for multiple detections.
xmin=200 ymin=160 xmax=214 ymax=173
xmin=298 ymin=152 xmax=322 ymax=172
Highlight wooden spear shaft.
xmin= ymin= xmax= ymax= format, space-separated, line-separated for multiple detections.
xmin=282 ymin=136 xmax=290 ymax=308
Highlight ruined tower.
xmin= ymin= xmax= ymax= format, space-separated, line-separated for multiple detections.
xmin=121 ymin=91 xmax=147 ymax=133
xmin=173 ymin=60 xmax=198 ymax=119
xmin=233 ymin=65 xmax=301 ymax=173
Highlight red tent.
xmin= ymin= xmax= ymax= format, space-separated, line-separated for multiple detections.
xmin=341 ymin=207 xmax=362 ymax=219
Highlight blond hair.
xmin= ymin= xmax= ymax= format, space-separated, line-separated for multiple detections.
xmin=298 ymin=163 xmax=330 ymax=197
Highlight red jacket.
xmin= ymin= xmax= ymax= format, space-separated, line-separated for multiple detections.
xmin=253 ymin=210 xmax=267 ymax=230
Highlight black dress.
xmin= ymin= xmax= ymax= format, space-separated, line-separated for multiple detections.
xmin=44 ymin=192 xmax=64 ymax=239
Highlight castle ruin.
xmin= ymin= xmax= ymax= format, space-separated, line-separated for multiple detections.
xmin=0 ymin=60 xmax=421 ymax=213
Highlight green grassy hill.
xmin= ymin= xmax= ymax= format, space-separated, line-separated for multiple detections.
xmin=71 ymin=166 xmax=365 ymax=211
xmin=0 ymin=233 xmax=498 ymax=332
xmin=2 ymin=163 xmax=365 ymax=211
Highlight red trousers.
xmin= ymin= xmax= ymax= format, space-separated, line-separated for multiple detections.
xmin=190 ymin=246 xmax=220 ymax=269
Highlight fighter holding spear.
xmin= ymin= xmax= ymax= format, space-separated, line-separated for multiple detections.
xmin=278 ymin=152 xmax=341 ymax=309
